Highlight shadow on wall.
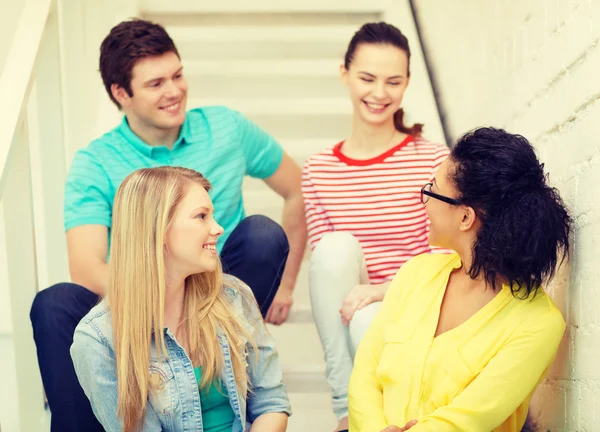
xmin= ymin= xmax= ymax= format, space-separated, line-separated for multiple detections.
xmin=530 ymin=257 xmax=572 ymax=430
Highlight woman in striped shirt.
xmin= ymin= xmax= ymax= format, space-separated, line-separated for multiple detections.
xmin=301 ymin=22 xmax=449 ymax=431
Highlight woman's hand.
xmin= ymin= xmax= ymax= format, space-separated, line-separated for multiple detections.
xmin=380 ymin=419 xmax=417 ymax=431
xmin=340 ymin=283 xmax=388 ymax=325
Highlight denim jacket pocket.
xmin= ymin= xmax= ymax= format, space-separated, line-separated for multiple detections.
xmin=148 ymin=360 xmax=179 ymax=417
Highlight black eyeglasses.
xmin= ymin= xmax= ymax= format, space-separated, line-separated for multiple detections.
xmin=421 ymin=183 xmax=461 ymax=205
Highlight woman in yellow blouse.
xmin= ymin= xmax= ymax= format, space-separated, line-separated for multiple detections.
xmin=348 ymin=127 xmax=571 ymax=432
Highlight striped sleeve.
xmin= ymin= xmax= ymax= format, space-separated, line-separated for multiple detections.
xmin=430 ymin=144 xmax=450 ymax=180
xmin=302 ymin=160 xmax=333 ymax=248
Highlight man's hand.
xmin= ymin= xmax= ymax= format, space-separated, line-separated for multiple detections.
xmin=381 ymin=420 xmax=417 ymax=432
xmin=340 ymin=283 xmax=387 ymax=326
xmin=265 ymin=285 xmax=293 ymax=325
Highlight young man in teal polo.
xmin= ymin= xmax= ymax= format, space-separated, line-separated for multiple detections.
xmin=30 ymin=19 xmax=306 ymax=431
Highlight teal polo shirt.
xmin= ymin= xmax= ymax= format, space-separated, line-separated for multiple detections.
xmin=64 ymin=106 xmax=284 ymax=252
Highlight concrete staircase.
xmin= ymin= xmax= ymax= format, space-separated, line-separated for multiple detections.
xmin=139 ymin=5 xmax=388 ymax=430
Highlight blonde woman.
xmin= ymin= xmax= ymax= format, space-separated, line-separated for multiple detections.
xmin=70 ymin=166 xmax=291 ymax=432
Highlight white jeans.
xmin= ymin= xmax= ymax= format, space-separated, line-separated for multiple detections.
xmin=309 ymin=232 xmax=382 ymax=420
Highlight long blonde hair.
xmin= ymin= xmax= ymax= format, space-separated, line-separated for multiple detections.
xmin=109 ymin=166 xmax=252 ymax=432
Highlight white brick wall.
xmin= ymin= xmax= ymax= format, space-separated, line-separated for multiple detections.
xmin=413 ymin=1 xmax=600 ymax=430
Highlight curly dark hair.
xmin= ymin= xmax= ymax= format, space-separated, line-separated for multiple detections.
xmin=99 ymin=19 xmax=179 ymax=108
xmin=450 ymin=127 xmax=572 ymax=298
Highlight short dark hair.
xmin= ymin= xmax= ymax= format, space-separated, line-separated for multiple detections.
xmin=450 ymin=127 xmax=572 ymax=298
xmin=344 ymin=22 xmax=422 ymax=136
xmin=99 ymin=19 xmax=179 ymax=108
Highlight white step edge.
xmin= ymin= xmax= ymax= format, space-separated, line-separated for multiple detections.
xmin=184 ymin=59 xmax=341 ymax=77
xmin=286 ymin=304 xmax=314 ymax=324
xmin=190 ymin=98 xmax=351 ymax=116
xmin=281 ymin=363 xmax=329 ymax=393
xmin=142 ymin=0 xmax=386 ymax=14
xmin=281 ymin=138 xmax=334 ymax=161
xmin=167 ymin=25 xmax=359 ymax=43
xmin=280 ymin=138 xmax=335 ymax=151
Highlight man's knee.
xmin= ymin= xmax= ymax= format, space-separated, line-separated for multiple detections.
xmin=238 ymin=215 xmax=289 ymax=259
xmin=30 ymin=283 xmax=92 ymax=326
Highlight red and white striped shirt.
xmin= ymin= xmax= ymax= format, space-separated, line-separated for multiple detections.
xmin=302 ymin=135 xmax=450 ymax=284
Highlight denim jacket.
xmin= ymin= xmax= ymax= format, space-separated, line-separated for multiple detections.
xmin=70 ymin=275 xmax=292 ymax=431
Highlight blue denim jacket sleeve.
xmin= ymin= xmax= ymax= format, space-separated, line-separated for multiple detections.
xmin=70 ymin=319 xmax=163 ymax=432
xmin=233 ymin=279 xmax=292 ymax=422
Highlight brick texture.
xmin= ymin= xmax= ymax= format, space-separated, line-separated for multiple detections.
xmin=413 ymin=1 xmax=600 ymax=430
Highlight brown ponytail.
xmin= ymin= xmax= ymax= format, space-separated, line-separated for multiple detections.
xmin=393 ymin=108 xmax=423 ymax=136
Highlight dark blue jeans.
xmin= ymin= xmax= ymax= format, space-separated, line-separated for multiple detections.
xmin=30 ymin=215 xmax=289 ymax=432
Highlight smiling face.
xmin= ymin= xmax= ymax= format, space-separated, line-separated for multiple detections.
xmin=164 ymin=183 xmax=224 ymax=278
xmin=341 ymin=43 xmax=410 ymax=128
xmin=112 ymin=51 xmax=188 ymax=140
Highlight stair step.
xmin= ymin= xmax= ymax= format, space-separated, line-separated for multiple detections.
xmin=144 ymin=11 xmax=381 ymax=29
xmin=267 ymin=320 xmax=324 ymax=366
xmin=286 ymin=304 xmax=313 ymax=324
xmin=186 ymin=72 xmax=344 ymax=100
xmin=282 ymin=363 xmax=329 ymax=393
xmin=182 ymin=103 xmax=349 ymax=139
xmin=241 ymin=138 xmax=332 ymax=171
xmin=184 ymin=59 xmax=340 ymax=77
xmin=141 ymin=0 xmax=385 ymax=15
xmin=287 ymin=392 xmax=337 ymax=432
xmin=281 ymin=138 xmax=333 ymax=158
xmin=190 ymin=98 xmax=351 ymax=116
xmin=168 ymin=25 xmax=359 ymax=43
xmin=168 ymin=25 xmax=357 ymax=60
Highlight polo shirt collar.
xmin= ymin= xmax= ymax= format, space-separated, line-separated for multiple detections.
xmin=117 ymin=114 xmax=192 ymax=157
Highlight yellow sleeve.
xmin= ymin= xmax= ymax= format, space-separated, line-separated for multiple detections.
xmin=348 ymin=255 xmax=427 ymax=432
xmin=410 ymin=309 xmax=566 ymax=432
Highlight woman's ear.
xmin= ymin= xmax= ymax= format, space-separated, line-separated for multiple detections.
xmin=459 ymin=206 xmax=477 ymax=232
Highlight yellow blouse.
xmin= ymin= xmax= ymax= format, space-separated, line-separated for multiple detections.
xmin=348 ymin=253 xmax=565 ymax=432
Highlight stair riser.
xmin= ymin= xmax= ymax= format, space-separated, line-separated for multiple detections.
xmin=186 ymin=76 xmax=345 ymax=100
xmin=246 ymin=114 xmax=350 ymax=139
xmin=176 ymin=41 xmax=348 ymax=61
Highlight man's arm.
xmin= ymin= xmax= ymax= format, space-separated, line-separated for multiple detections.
xmin=66 ymin=225 xmax=109 ymax=296
xmin=263 ymin=152 xmax=307 ymax=325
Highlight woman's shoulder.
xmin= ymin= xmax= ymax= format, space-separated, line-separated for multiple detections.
xmin=222 ymin=274 xmax=252 ymax=298
xmin=73 ymin=299 xmax=114 ymax=348
xmin=221 ymin=274 xmax=259 ymax=314
xmin=400 ymin=251 xmax=459 ymax=276
xmin=78 ymin=299 xmax=111 ymax=330
xmin=409 ymin=135 xmax=451 ymax=157
xmin=513 ymin=287 xmax=566 ymax=332
xmin=304 ymin=143 xmax=342 ymax=167
xmin=221 ymin=274 xmax=264 ymax=332
xmin=413 ymin=135 xmax=447 ymax=148
xmin=385 ymin=252 xmax=459 ymax=301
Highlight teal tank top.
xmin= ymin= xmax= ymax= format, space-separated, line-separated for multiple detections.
xmin=193 ymin=367 xmax=235 ymax=432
